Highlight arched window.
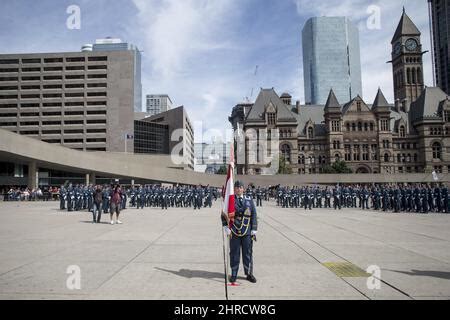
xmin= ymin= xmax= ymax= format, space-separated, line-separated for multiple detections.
xmin=333 ymin=141 xmax=337 ymax=149
xmin=384 ymin=153 xmax=389 ymax=162
xmin=335 ymin=153 xmax=340 ymax=162
xmin=399 ymin=125 xmax=405 ymax=137
xmin=432 ymin=142 xmax=442 ymax=160
xmin=357 ymin=101 xmax=362 ymax=112
xmin=358 ymin=122 xmax=362 ymax=131
xmin=412 ymin=68 xmax=416 ymax=84
xmin=281 ymin=144 xmax=291 ymax=163
xmin=299 ymin=154 xmax=305 ymax=164
xmin=267 ymin=111 xmax=276 ymax=125
xmin=346 ymin=123 xmax=350 ymax=131
xmin=352 ymin=123 xmax=356 ymax=131
xmin=364 ymin=123 xmax=368 ymax=131
xmin=417 ymin=68 xmax=422 ymax=84
xmin=370 ymin=122 xmax=374 ymax=131
xmin=407 ymin=68 xmax=411 ymax=84
xmin=307 ymin=127 xmax=314 ymax=139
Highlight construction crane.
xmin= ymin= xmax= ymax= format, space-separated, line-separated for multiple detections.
xmin=245 ymin=65 xmax=259 ymax=103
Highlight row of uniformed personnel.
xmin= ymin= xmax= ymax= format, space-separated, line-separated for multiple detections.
xmin=58 ymin=184 xmax=219 ymax=212
xmin=272 ymin=184 xmax=449 ymax=213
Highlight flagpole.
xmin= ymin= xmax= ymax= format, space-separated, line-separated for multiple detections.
xmin=221 ymin=224 xmax=229 ymax=300
xmin=220 ymin=142 xmax=235 ymax=299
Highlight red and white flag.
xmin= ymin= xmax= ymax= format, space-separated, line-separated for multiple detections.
xmin=221 ymin=144 xmax=235 ymax=227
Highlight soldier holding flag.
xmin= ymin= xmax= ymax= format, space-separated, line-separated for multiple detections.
xmin=221 ymin=147 xmax=258 ymax=287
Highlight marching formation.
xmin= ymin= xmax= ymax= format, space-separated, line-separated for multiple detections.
xmin=273 ymin=184 xmax=450 ymax=213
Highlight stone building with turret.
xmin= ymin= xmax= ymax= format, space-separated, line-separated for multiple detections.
xmin=229 ymin=10 xmax=450 ymax=175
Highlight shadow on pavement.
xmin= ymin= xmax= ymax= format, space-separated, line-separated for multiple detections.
xmin=387 ymin=269 xmax=450 ymax=280
xmin=154 ymin=267 xmax=224 ymax=283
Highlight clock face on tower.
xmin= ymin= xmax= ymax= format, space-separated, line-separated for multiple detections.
xmin=405 ymin=38 xmax=418 ymax=51
xmin=394 ymin=42 xmax=401 ymax=55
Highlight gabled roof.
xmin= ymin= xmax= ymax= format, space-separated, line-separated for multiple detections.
xmin=246 ymin=88 xmax=297 ymax=122
xmin=410 ymin=87 xmax=448 ymax=122
xmin=295 ymin=106 xmax=327 ymax=137
xmin=391 ymin=9 xmax=421 ymax=44
xmin=341 ymin=95 xmax=371 ymax=114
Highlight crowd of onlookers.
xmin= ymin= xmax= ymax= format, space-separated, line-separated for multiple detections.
xmin=1 ymin=186 xmax=59 ymax=201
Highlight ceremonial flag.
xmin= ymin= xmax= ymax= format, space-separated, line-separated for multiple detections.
xmin=221 ymin=144 xmax=235 ymax=227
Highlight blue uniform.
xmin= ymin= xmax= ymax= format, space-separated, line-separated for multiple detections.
xmin=229 ymin=195 xmax=258 ymax=279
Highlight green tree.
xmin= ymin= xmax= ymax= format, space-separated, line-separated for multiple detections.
xmin=216 ymin=165 xmax=227 ymax=175
xmin=278 ymin=156 xmax=292 ymax=174
xmin=323 ymin=160 xmax=353 ymax=174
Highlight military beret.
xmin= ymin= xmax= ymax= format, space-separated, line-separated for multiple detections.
xmin=234 ymin=180 xmax=244 ymax=188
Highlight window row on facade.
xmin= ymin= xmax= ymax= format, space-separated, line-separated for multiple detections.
xmin=0 ymin=56 xmax=108 ymax=64
xmin=0 ymin=101 xmax=107 ymax=108
xmin=0 ymin=110 xmax=106 ymax=117
xmin=0 ymin=83 xmax=107 ymax=90
xmin=0 ymin=92 xmax=106 ymax=99
xmin=0 ymin=74 xmax=107 ymax=82
xmin=394 ymin=67 xmax=423 ymax=87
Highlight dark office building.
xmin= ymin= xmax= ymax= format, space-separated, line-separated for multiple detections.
xmin=428 ymin=0 xmax=450 ymax=94
xmin=134 ymin=120 xmax=169 ymax=154
xmin=135 ymin=106 xmax=194 ymax=170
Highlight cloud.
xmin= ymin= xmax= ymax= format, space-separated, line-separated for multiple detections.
xmin=293 ymin=0 xmax=433 ymax=103
xmin=132 ymin=0 xmax=237 ymax=81
xmin=130 ymin=0 xmax=252 ymax=141
xmin=294 ymin=0 xmax=372 ymax=21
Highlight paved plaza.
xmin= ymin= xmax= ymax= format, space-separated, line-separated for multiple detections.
xmin=0 ymin=200 xmax=450 ymax=300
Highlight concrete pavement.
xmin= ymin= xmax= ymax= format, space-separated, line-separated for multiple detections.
xmin=0 ymin=200 xmax=449 ymax=300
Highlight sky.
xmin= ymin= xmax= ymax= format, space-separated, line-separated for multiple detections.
xmin=0 ymin=0 xmax=434 ymax=143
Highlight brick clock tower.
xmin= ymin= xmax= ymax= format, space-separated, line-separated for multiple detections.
xmin=390 ymin=8 xmax=425 ymax=111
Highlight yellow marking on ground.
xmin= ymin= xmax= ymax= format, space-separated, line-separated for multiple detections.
xmin=322 ymin=262 xmax=370 ymax=277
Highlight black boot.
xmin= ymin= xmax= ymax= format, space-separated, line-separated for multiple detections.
xmin=246 ymin=274 xmax=257 ymax=283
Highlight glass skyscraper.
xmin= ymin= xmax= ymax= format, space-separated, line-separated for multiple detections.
xmin=428 ymin=0 xmax=449 ymax=95
xmin=87 ymin=38 xmax=142 ymax=112
xmin=302 ymin=17 xmax=362 ymax=105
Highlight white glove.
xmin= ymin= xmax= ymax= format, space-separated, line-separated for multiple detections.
xmin=223 ymin=226 xmax=231 ymax=236
xmin=251 ymin=230 xmax=258 ymax=236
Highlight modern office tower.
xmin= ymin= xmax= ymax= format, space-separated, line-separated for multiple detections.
xmin=89 ymin=37 xmax=142 ymax=112
xmin=302 ymin=17 xmax=363 ymax=105
xmin=146 ymin=94 xmax=173 ymax=116
xmin=0 ymin=50 xmax=135 ymax=152
xmin=428 ymin=0 xmax=450 ymax=94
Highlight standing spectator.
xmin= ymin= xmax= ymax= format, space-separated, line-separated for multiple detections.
xmin=110 ymin=185 xmax=123 ymax=225
xmin=36 ymin=187 xmax=42 ymax=200
xmin=92 ymin=185 xmax=103 ymax=224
